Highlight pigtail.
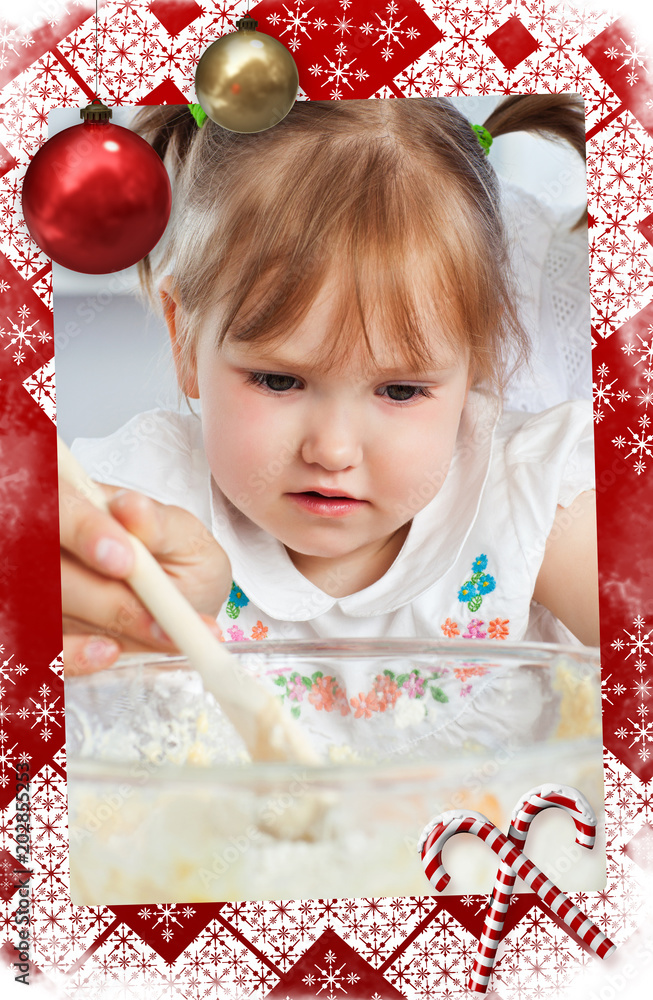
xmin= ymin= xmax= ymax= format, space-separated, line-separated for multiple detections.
xmin=130 ymin=104 xmax=198 ymax=178
xmin=483 ymin=94 xmax=587 ymax=227
xmin=130 ymin=105 xmax=203 ymax=301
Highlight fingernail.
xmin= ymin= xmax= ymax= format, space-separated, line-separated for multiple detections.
xmin=150 ymin=621 xmax=171 ymax=644
xmin=84 ymin=637 xmax=119 ymax=669
xmin=95 ymin=537 xmax=132 ymax=574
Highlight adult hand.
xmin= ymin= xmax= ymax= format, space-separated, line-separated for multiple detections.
xmin=60 ymin=480 xmax=231 ymax=675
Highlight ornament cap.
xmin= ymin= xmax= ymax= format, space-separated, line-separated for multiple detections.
xmin=80 ymin=99 xmax=113 ymax=122
xmin=235 ymin=16 xmax=258 ymax=31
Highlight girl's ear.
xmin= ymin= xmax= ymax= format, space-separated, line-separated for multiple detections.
xmin=159 ymin=277 xmax=200 ymax=399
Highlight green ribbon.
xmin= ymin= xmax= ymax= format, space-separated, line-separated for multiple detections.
xmin=471 ymin=123 xmax=493 ymax=155
xmin=188 ymin=103 xmax=208 ymax=128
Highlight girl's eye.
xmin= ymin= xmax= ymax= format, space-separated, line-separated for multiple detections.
xmin=380 ymin=384 xmax=432 ymax=402
xmin=247 ymin=372 xmax=300 ymax=392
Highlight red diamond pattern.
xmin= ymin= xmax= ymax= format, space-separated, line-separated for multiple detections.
xmin=142 ymin=77 xmax=193 ymax=104
xmin=485 ymin=16 xmax=540 ymax=72
xmin=149 ymin=0 xmax=204 ymax=37
xmin=267 ymin=927 xmax=407 ymax=998
xmin=0 ymin=142 xmax=17 ymax=180
xmin=583 ymin=18 xmax=653 ymax=139
xmin=109 ymin=902 xmax=226 ymax=963
xmin=0 ymin=849 xmax=30 ymax=903
xmin=251 ymin=0 xmax=444 ymax=100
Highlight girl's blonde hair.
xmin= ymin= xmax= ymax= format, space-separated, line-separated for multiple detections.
xmin=132 ymin=95 xmax=585 ymax=395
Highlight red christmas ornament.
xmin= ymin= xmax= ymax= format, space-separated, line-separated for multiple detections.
xmin=22 ymin=101 xmax=171 ymax=274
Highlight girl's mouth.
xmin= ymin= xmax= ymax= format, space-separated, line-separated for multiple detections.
xmin=286 ymin=491 xmax=367 ymax=517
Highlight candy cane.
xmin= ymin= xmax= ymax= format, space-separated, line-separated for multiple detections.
xmin=469 ymin=785 xmax=598 ymax=993
xmin=419 ymin=810 xmax=615 ymax=979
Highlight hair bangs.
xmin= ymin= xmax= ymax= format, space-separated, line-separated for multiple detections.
xmin=201 ymin=144 xmax=482 ymax=377
xmin=137 ymin=99 xmax=531 ymax=397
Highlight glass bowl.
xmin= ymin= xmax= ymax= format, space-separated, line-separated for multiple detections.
xmin=64 ymin=639 xmax=604 ymax=904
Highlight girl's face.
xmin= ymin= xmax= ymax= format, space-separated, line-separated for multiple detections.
xmin=179 ymin=277 xmax=471 ymax=594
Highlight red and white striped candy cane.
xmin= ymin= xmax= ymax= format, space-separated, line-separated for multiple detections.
xmin=469 ymin=785 xmax=597 ymax=993
xmin=419 ymin=810 xmax=615 ymax=979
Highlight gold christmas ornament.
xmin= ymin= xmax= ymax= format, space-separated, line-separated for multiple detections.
xmin=194 ymin=16 xmax=299 ymax=134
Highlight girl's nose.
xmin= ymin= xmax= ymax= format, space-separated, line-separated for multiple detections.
xmin=300 ymin=410 xmax=364 ymax=471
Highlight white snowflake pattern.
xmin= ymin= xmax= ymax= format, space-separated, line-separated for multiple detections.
xmin=371 ymin=9 xmax=409 ymax=61
xmin=613 ymin=36 xmax=650 ymax=81
xmin=0 ymin=307 xmax=45 ymax=365
xmin=0 ymin=738 xmax=18 ymax=785
xmin=593 ymin=364 xmax=627 ymax=421
xmin=29 ymin=684 xmax=63 ymax=741
xmin=612 ymin=427 xmax=653 ymax=476
xmin=333 ymin=16 xmax=353 ymax=37
xmin=322 ymin=48 xmax=358 ymax=96
xmin=608 ymin=330 xmax=653 ymax=473
xmin=629 ymin=719 xmax=653 ymax=748
xmin=602 ymin=671 xmax=628 ymax=705
xmin=22 ymin=355 xmax=56 ymax=423
xmin=303 ymin=948 xmax=351 ymax=996
xmin=134 ymin=902 xmax=199 ymax=940
xmin=626 ymin=328 xmax=653 ymax=368
xmin=0 ymin=651 xmax=27 ymax=684
xmin=611 ymin=617 xmax=653 ymax=756
xmin=272 ymin=0 xmax=315 ymax=50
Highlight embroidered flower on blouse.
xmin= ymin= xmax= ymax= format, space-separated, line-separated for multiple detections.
xmin=270 ymin=666 xmax=446 ymax=718
xmin=488 ymin=617 xmax=510 ymax=640
xmin=458 ymin=556 xmax=497 ymax=612
xmin=350 ymin=690 xmax=380 ymax=719
xmin=286 ymin=675 xmax=306 ymax=701
xmin=453 ymin=663 xmax=490 ymax=681
xmin=458 ymin=582 xmax=478 ymax=602
xmin=441 ymin=618 xmax=460 ymax=638
xmin=333 ymin=686 xmax=351 ymax=716
xmin=309 ymin=676 xmax=350 ymax=716
xmin=374 ymin=674 xmax=400 ymax=710
xmin=226 ymin=582 xmax=250 ymax=619
xmin=402 ymin=672 xmax=426 ymax=698
xmin=463 ymin=618 xmax=487 ymax=639
xmin=250 ymin=620 xmax=268 ymax=640
xmin=227 ymin=625 xmax=245 ymax=641
xmin=308 ymin=676 xmax=342 ymax=712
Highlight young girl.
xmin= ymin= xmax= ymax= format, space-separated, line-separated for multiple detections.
xmin=60 ymin=95 xmax=597 ymax=684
